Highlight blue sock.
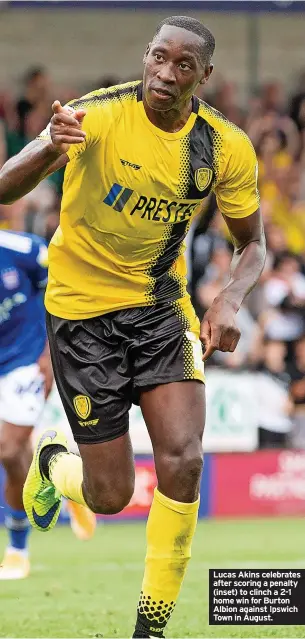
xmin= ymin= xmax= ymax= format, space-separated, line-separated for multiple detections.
xmin=5 ymin=507 xmax=30 ymax=551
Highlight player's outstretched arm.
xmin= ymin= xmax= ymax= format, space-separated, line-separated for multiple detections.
xmin=0 ymin=101 xmax=86 ymax=204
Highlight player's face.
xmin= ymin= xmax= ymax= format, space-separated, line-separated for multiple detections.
xmin=143 ymin=25 xmax=212 ymax=112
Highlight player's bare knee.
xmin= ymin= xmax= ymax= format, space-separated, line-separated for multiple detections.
xmin=0 ymin=439 xmax=24 ymax=470
xmin=159 ymin=437 xmax=203 ymax=472
xmin=0 ymin=423 xmax=32 ymax=466
xmin=85 ymin=488 xmax=132 ymax=515
xmin=174 ymin=447 xmax=203 ymax=485
xmin=103 ymin=487 xmax=133 ymax=514
xmin=156 ymin=439 xmax=203 ymax=500
xmin=180 ymin=447 xmax=203 ymax=485
xmin=83 ymin=475 xmax=134 ymax=515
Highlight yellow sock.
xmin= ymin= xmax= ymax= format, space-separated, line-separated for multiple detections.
xmin=136 ymin=487 xmax=199 ymax=636
xmin=49 ymin=453 xmax=87 ymax=507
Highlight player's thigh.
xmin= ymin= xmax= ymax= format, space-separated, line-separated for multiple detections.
xmin=47 ymin=312 xmax=135 ymax=499
xmin=140 ymin=380 xmax=205 ymax=500
xmin=0 ymin=364 xmax=45 ymax=429
xmin=140 ymin=379 xmax=205 ymax=456
xmin=0 ymin=421 xmax=33 ymax=448
xmin=135 ymin=297 xmax=205 ymax=453
xmin=46 ymin=311 xmax=133 ymax=445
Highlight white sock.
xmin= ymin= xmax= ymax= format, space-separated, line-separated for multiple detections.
xmin=6 ymin=546 xmax=29 ymax=558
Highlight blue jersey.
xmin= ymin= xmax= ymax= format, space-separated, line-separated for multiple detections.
xmin=0 ymin=230 xmax=48 ymax=376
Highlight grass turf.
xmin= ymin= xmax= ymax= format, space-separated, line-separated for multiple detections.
xmin=0 ymin=517 xmax=304 ymax=638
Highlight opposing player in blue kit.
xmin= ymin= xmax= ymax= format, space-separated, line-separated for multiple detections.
xmin=0 ymin=230 xmax=95 ymax=579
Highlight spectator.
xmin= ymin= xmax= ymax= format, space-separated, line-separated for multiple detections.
xmin=288 ymin=336 xmax=305 ymax=449
xmin=256 ymin=339 xmax=292 ymax=449
xmin=95 ymin=75 xmax=122 ymax=90
xmin=3 ymin=67 xmax=51 ymax=162
xmin=257 ymin=129 xmax=293 ymax=184
xmin=207 ymin=79 xmax=245 ymax=127
xmin=262 ymin=252 xmax=305 ymax=344
xmin=196 ymin=244 xmax=232 ymax=313
xmin=195 ymin=244 xmax=256 ymax=369
xmin=247 ymin=110 xmax=299 ymax=159
xmin=186 ymin=193 xmax=218 ymax=300
xmin=290 ymin=69 xmax=305 ymax=132
xmin=260 ymin=163 xmax=305 ymax=255
xmin=16 ymin=67 xmax=51 ymax=138
xmin=260 ymin=81 xmax=286 ymax=114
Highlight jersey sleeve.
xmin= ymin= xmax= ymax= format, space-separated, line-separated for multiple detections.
xmin=37 ymin=90 xmax=112 ymax=162
xmin=17 ymin=235 xmax=48 ymax=289
xmin=215 ymin=129 xmax=260 ymax=219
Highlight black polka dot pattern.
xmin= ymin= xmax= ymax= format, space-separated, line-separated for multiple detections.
xmin=172 ymin=299 xmax=195 ymax=379
xmin=144 ymin=224 xmax=174 ymax=304
xmin=68 ymin=80 xmax=140 ymax=110
xmin=138 ymin=591 xmax=176 ymax=626
xmin=198 ymin=99 xmax=259 ymax=202
xmin=177 ymin=136 xmax=190 ymax=199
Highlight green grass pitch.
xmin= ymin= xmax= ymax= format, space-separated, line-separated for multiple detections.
xmin=0 ymin=517 xmax=304 ymax=638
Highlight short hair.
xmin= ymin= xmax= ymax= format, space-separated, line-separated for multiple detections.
xmin=24 ymin=66 xmax=46 ymax=85
xmin=273 ymin=250 xmax=301 ymax=272
xmin=154 ymin=15 xmax=215 ymax=64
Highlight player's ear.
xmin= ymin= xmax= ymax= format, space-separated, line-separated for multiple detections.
xmin=199 ymin=64 xmax=213 ymax=85
xmin=143 ymin=42 xmax=151 ymax=64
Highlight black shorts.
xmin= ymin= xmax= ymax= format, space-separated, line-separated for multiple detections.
xmin=46 ymin=299 xmax=205 ymax=444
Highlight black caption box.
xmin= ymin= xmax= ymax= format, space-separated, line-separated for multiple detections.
xmin=209 ymin=569 xmax=305 ymax=625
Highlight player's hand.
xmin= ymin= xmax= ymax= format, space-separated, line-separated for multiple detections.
xmin=38 ymin=342 xmax=53 ymax=399
xmin=50 ymin=100 xmax=87 ymax=154
xmin=200 ymin=297 xmax=241 ymax=362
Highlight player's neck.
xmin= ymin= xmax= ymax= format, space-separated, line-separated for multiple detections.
xmin=143 ymin=98 xmax=193 ymax=133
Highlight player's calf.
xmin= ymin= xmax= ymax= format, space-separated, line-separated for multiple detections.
xmin=32 ymin=431 xmax=135 ymax=517
xmin=133 ymin=441 xmax=203 ymax=637
xmin=0 ymin=435 xmax=32 ymax=505
xmin=133 ymin=381 xmax=205 ymax=637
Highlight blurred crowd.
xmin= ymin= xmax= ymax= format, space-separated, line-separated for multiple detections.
xmin=1 ymin=66 xmax=305 ymax=449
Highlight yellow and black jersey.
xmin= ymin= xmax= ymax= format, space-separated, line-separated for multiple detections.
xmin=39 ymin=81 xmax=259 ymax=320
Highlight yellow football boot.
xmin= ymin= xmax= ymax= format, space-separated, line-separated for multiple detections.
xmin=23 ymin=429 xmax=68 ymax=532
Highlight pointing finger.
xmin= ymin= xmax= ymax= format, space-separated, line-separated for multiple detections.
xmin=202 ymin=343 xmax=216 ymax=362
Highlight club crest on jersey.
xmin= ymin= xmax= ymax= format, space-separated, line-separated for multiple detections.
xmin=1 ymin=268 xmax=19 ymax=290
xmin=194 ymin=167 xmax=213 ymax=192
xmin=73 ymin=395 xmax=91 ymax=420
